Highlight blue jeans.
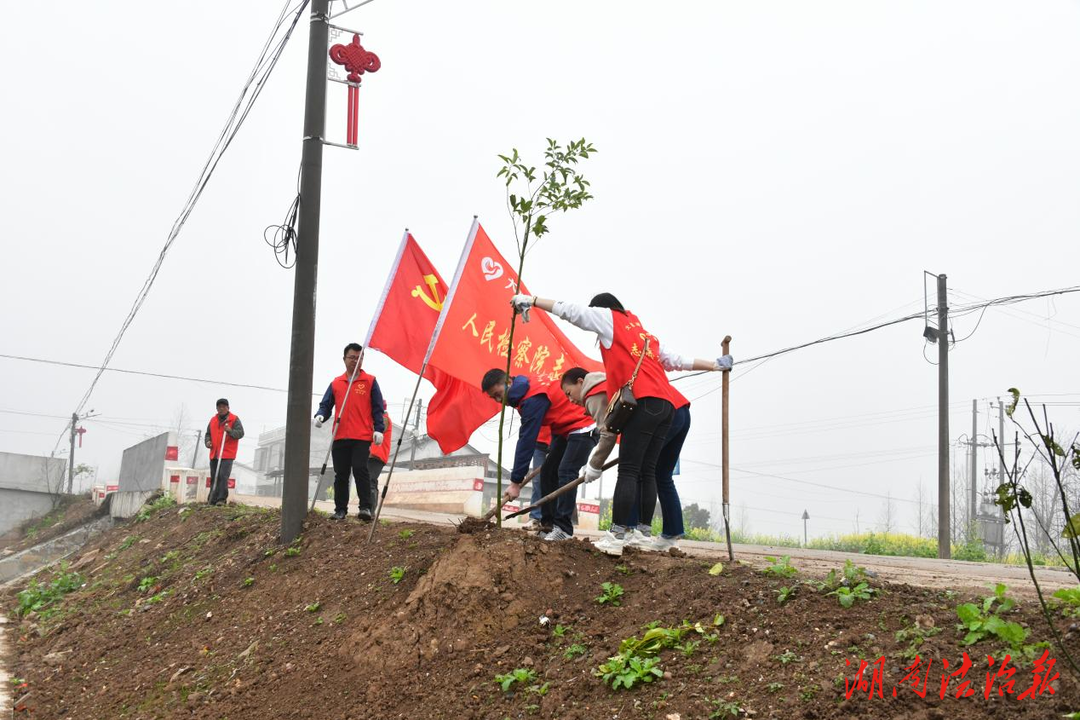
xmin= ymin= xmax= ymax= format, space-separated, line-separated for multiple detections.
xmin=540 ymin=432 xmax=596 ymax=535
xmin=529 ymin=443 xmax=549 ymax=521
xmin=628 ymin=404 xmax=689 ymax=538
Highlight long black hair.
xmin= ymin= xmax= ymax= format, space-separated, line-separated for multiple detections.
xmin=588 ymin=292 xmax=626 ymax=314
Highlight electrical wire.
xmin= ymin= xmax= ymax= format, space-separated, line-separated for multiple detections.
xmin=69 ymin=0 xmax=309 ymax=424
xmin=264 ymin=163 xmax=302 ymax=268
xmin=671 ymin=281 xmax=1080 ymax=384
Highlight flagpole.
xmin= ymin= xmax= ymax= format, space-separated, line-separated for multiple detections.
xmin=368 ymin=218 xmax=480 ymax=542
xmin=312 ymin=228 xmax=407 ymax=513
xmin=367 ymin=365 xmax=427 ymax=541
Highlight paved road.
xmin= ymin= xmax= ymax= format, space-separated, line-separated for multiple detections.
xmin=235 ymin=494 xmax=1076 ymax=597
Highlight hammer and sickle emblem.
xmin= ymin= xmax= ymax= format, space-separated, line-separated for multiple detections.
xmin=411 ymin=274 xmax=443 ymax=311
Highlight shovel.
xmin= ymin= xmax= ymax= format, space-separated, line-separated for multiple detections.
xmin=503 ymin=458 xmax=619 ymax=521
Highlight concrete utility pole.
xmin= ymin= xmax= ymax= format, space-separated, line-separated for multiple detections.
xmin=192 ymin=430 xmax=202 ymax=468
xmin=802 ymin=509 xmax=809 ymax=546
xmin=970 ymin=399 xmax=977 ymax=531
xmin=936 ymin=273 xmax=950 ymax=559
xmin=998 ymin=396 xmax=1005 ymax=476
xmin=66 ymin=412 xmax=77 ymax=494
xmin=282 ymin=0 xmax=330 ymax=544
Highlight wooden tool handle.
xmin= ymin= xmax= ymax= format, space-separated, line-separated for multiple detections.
xmin=480 ymin=465 xmax=542 ymax=522
xmin=503 ymin=458 xmax=619 ymax=520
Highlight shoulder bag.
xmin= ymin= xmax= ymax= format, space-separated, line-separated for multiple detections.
xmin=604 ymin=338 xmax=649 ymax=435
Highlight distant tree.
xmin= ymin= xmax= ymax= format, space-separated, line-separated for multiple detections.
xmin=682 ymin=503 xmax=711 ymax=531
xmin=877 ymin=492 xmax=897 ymax=534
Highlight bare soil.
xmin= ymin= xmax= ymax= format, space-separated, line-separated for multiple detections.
xmin=7 ymin=504 xmax=1080 ymax=719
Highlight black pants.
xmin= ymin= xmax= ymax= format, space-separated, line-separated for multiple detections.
xmin=208 ymin=459 xmax=234 ymax=504
xmin=367 ymin=457 xmax=384 ymax=510
xmin=539 ymin=432 xmax=596 ymax=535
xmin=331 ymin=439 xmax=372 ymax=513
xmin=611 ymin=396 xmax=674 ymax=529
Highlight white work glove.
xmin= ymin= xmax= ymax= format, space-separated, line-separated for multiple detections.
xmin=313 ymin=415 xmax=326 ymax=428
xmin=510 ymin=294 xmax=535 ymax=323
xmin=372 ymin=431 xmax=384 ymax=446
xmin=715 ymin=354 xmax=734 ymax=371
xmin=506 ymin=482 xmax=522 ymax=500
xmin=583 ymin=464 xmax=603 ymax=484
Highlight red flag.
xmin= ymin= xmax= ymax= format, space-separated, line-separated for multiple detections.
xmin=423 ymin=220 xmax=601 ymax=451
xmin=366 ymin=232 xmax=498 ymax=448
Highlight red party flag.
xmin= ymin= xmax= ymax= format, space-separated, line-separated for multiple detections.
xmin=365 ymin=232 xmax=498 ymax=450
xmin=422 ymin=220 xmax=601 ymax=451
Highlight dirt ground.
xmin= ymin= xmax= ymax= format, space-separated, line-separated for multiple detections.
xmin=6 ymin=503 xmax=1080 ymax=719
xmin=0 ymin=496 xmax=103 ymax=555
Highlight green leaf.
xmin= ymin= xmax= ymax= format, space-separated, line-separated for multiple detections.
xmin=956 ymin=603 xmax=981 ymax=626
xmin=1043 ymin=434 xmax=1066 ymax=457
xmin=995 ymin=621 xmax=1029 ymax=646
xmin=1006 ymin=388 xmax=1020 ymax=418
xmin=838 ymin=593 xmax=855 ymax=609
xmin=962 ymin=630 xmax=983 ymax=645
xmin=708 ymin=562 xmax=724 ymax=576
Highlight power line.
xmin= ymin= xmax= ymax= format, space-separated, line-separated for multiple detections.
xmin=69 ymin=0 xmax=309 ymax=420
xmin=1 ymin=353 xmax=296 ymax=394
xmin=682 ymin=457 xmax=924 ymax=506
xmin=671 ymin=282 xmax=1080 ymax=384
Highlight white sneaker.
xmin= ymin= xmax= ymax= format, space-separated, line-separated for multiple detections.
xmin=624 ymin=529 xmax=660 ymax=552
xmin=544 ymin=527 xmax=572 ymax=542
xmin=592 ymin=531 xmax=625 ymax=556
xmin=650 ymin=535 xmax=681 ymax=552
xmin=522 ymin=518 xmax=543 ymax=531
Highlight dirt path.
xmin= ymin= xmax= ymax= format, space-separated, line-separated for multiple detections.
xmin=234 ymin=493 xmax=1076 ymax=597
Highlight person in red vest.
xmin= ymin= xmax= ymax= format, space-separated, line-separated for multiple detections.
xmin=314 ymin=343 xmax=386 ymax=521
xmin=481 ymin=368 xmax=596 ymax=541
xmin=367 ymin=400 xmax=393 ymax=514
xmin=513 ymin=292 xmax=695 ymax=556
xmin=205 ymin=398 xmax=244 ymax=506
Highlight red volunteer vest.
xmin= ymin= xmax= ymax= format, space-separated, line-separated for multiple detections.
xmin=332 ymin=371 xmax=376 ymax=441
xmin=370 ymin=414 xmax=393 ymax=463
xmin=523 ymin=380 xmax=594 ymax=437
xmin=207 ymin=413 xmax=239 ymax=460
xmin=585 ymin=381 xmax=608 ymax=401
xmin=600 ymin=310 xmax=679 ymax=405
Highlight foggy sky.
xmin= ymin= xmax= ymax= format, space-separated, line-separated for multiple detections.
xmin=3 ymin=0 xmax=1079 ymax=540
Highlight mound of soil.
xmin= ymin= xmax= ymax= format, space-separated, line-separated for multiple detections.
xmin=7 ymin=504 xmax=1080 ymax=719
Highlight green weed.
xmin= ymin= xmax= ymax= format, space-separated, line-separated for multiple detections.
xmin=595 ymin=582 xmax=624 ymax=606
xmin=493 ymin=668 xmax=536 ymax=692
xmin=762 ymin=555 xmax=798 ymax=578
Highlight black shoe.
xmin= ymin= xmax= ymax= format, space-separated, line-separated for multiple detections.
xmin=331 ymin=510 xmax=347 ymax=520
xmin=358 ymin=508 xmax=373 ymax=522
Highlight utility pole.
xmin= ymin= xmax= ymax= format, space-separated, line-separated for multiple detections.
xmin=408 ymin=398 xmax=422 ymax=469
xmin=67 ymin=412 xmax=77 ymax=494
xmin=192 ymin=430 xmax=202 ymax=468
xmin=801 ymin=509 xmax=809 ymax=546
xmin=936 ymin=273 xmax=950 ymax=559
xmin=282 ymin=0 xmax=330 ymax=544
xmin=998 ymin=396 xmax=1005 ymax=476
xmin=969 ymin=399 xmax=977 ymax=532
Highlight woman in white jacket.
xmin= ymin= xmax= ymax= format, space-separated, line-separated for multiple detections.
xmin=515 ymin=291 xmax=730 ymax=554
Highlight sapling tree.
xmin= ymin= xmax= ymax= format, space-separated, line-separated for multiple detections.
xmin=491 ymin=139 xmax=597 ymax=524
xmin=992 ymin=387 xmax=1080 ymax=676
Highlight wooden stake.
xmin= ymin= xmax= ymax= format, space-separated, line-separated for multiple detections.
xmin=721 ymin=335 xmax=733 ymax=562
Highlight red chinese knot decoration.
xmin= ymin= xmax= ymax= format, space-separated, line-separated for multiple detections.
xmin=329 ymin=34 xmax=381 ymax=147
